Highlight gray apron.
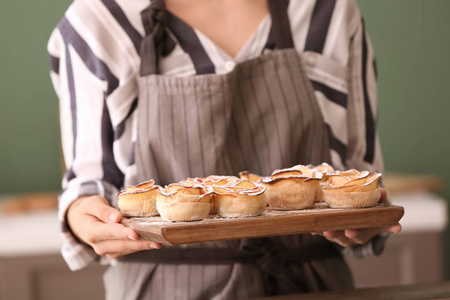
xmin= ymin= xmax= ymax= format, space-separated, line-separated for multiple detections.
xmin=104 ymin=1 xmax=353 ymax=299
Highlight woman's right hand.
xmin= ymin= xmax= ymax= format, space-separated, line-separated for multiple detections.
xmin=67 ymin=195 xmax=162 ymax=259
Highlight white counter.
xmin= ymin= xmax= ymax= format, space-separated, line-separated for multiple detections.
xmin=390 ymin=191 xmax=448 ymax=233
xmin=0 ymin=209 xmax=62 ymax=256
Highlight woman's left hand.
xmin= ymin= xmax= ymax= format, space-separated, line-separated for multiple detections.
xmin=311 ymin=188 xmax=402 ymax=248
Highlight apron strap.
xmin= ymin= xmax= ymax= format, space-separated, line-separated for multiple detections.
xmin=140 ymin=0 xmax=176 ymax=76
xmin=267 ymin=0 xmax=294 ymax=49
xmin=120 ymin=248 xmax=262 ymax=265
xmin=140 ymin=0 xmax=294 ymax=76
xmin=119 ymin=239 xmax=339 ymax=265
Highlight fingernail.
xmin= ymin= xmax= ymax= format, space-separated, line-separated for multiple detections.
xmin=109 ymin=212 xmax=119 ymax=222
xmin=149 ymin=243 xmax=160 ymax=249
xmin=345 ymin=230 xmax=357 ymax=239
xmin=128 ymin=235 xmax=137 ymax=241
xmin=324 ymin=231 xmax=334 ymax=238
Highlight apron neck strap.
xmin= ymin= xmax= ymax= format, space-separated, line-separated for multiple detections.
xmin=140 ymin=0 xmax=176 ymax=76
xmin=140 ymin=0 xmax=294 ymax=76
xmin=267 ymin=0 xmax=294 ymax=49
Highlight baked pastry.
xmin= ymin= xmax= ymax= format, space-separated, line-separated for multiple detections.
xmin=323 ymin=171 xmax=382 ymax=208
xmin=180 ymin=176 xmax=240 ymax=213
xmin=239 ymin=171 xmax=263 ymax=182
xmin=312 ymin=163 xmax=334 ymax=180
xmin=294 ymin=163 xmax=334 ymax=202
xmin=118 ymin=180 xmax=160 ymax=217
xmin=181 ymin=175 xmax=239 ymax=186
xmin=156 ymin=184 xmax=213 ymax=222
xmin=262 ymin=166 xmax=322 ymax=210
xmin=212 ymin=179 xmax=267 ymax=218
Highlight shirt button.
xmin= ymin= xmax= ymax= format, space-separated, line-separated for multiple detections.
xmin=306 ymin=54 xmax=317 ymax=66
xmin=224 ymin=60 xmax=235 ymax=71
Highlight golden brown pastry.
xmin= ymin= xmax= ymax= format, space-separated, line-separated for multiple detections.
xmin=239 ymin=171 xmax=263 ymax=182
xmin=212 ymin=179 xmax=267 ymax=218
xmin=180 ymin=176 xmax=240 ymax=213
xmin=312 ymin=163 xmax=334 ymax=179
xmin=118 ymin=180 xmax=160 ymax=217
xmin=323 ymin=171 xmax=382 ymax=208
xmin=262 ymin=166 xmax=322 ymax=210
xmin=156 ymin=184 xmax=213 ymax=222
xmin=296 ymin=163 xmax=334 ymax=203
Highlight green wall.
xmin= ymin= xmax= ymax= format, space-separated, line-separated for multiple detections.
xmin=1 ymin=0 xmax=449 ymax=277
xmin=358 ymin=0 xmax=450 ymax=196
xmin=0 ymin=0 xmax=69 ymax=193
xmin=358 ymin=0 xmax=450 ymax=279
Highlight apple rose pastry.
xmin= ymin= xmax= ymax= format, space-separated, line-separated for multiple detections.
xmin=239 ymin=171 xmax=263 ymax=183
xmin=118 ymin=180 xmax=160 ymax=217
xmin=323 ymin=171 xmax=382 ymax=208
xmin=156 ymin=184 xmax=213 ymax=222
xmin=262 ymin=167 xmax=322 ymax=210
xmin=296 ymin=163 xmax=334 ymax=202
xmin=313 ymin=163 xmax=334 ymax=179
xmin=180 ymin=176 xmax=240 ymax=213
xmin=202 ymin=175 xmax=240 ymax=187
xmin=212 ymin=179 xmax=267 ymax=218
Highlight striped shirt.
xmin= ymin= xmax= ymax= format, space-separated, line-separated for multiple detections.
xmin=48 ymin=0 xmax=384 ymax=271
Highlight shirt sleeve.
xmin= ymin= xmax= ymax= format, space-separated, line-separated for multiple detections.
xmin=47 ymin=0 xmax=141 ymax=270
xmin=346 ymin=8 xmax=383 ymax=174
xmin=342 ymin=4 xmax=391 ymax=258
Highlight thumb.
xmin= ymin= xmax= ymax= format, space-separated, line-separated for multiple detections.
xmin=378 ymin=188 xmax=388 ymax=204
xmin=87 ymin=196 xmax=122 ymax=223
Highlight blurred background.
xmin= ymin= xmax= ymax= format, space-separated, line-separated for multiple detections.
xmin=0 ymin=0 xmax=449 ymax=299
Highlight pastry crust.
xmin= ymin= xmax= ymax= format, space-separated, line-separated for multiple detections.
xmin=156 ymin=185 xmax=213 ymax=222
xmin=156 ymin=201 xmax=212 ymax=222
xmin=180 ymin=176 xmax=241 ymax=214
xmin=239 ymin=171 xmax=262 ymax=182
xmin=118 ymin=181 xmax=159 ymax=217
xmin=212 ymin=180 xmax=267 ymax=218
xmin=323 ymin=188 xmax=381 ymax=208
xmin=323 ymin=171 xmax=382 ymax=208
xmin=121 ymin=165 xmax=382 ymax=220
xmin=262 ymin=167 xmax=321 ymax=210
xmin=263 ymin=177 xmax=319 ymax=210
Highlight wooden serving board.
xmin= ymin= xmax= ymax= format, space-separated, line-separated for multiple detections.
xmin=121 ymin=204 xmax=404 ymax=245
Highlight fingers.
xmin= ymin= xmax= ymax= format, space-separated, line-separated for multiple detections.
xmin=313 ymin=223 xmax=402 ymax=248
xmin=83 ymin=196 xmax=123 ymax=223
xmin=378 ymin=188 xmax=388 ymax=204
xmin=387 ymin=223 xmax=402 ymax=233
xmin=343 ymin=229 xmax=373 ymax=245
xmin=105 ymin=241 xmax=163 ymax=260
xmin=106 ymin=243 xmax=161 ymax=260
xmin=344 ymin=224 xmax=402 ymax=242
xmin=66 ymin=195 xmax=163 ymax=258
xmin=83 ymin=222 xmax=140 ymax=244
xmin=325 ymin=230 xmax=368 ymax=247
xmin=323 ymin=230 xmax=354 ymax=248
xmin=93 ymin=239 xmax=162 ymax=257
xmin=83 ymin=221 xmax=163 ymax=257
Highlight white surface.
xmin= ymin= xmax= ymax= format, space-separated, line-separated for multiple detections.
xmin=0 ymin=209 xmax=62 ymax=256
xmin=0 ymin=192 xmax=446 ymax=256
xmin=390 ymin=192 xmax=448 ymax=233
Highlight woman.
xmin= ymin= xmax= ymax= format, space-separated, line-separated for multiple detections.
xmin=48 ymin=0 xmax=401 ymax=299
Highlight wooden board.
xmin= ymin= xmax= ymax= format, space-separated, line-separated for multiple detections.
xmin=121 ymin=204 xmax=404 ymax=245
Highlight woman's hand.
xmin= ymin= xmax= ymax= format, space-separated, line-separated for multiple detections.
xmin=311 ymin=188 xmax=402 ymax=248
xmin=67 ymin=195 xmax=162 ymax=259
